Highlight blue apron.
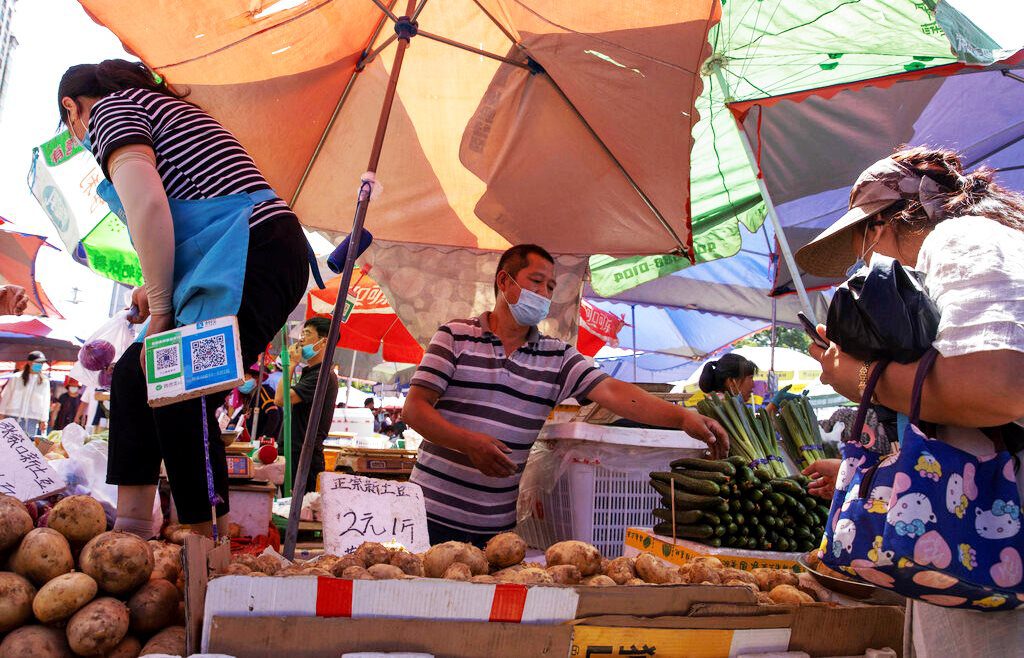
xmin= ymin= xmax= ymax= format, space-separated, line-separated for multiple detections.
xmin=96 ymin=180 xmax=323 ymax=337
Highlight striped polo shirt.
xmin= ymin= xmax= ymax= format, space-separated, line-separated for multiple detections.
xmin=409 ymin=313 xmax=608 ymax=535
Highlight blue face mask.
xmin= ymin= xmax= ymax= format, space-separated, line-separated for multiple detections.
xmin=30 ymin=363 xmax=43 ymax=373
xmin=301 ymin=341 xmax=320 ymax=362
xmin=238 ymin=379 xmax=256 ymax=395
xmin=80 ymin=130 xmax=93 ymax=152
xmin=502 ymin=276 xmax=551 ymax=327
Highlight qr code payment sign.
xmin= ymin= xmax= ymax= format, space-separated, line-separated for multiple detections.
xmin=189 ymin=333 xmax=227 ymax=373
xmin=153 ymin=344 xmax=181 ymax=378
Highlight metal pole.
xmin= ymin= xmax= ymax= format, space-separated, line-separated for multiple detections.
xmin=249 ymin=352 xmax=268 ymax=441
xmin=281 ymin=325 xmax=293 ymax=497
xmin=284 ymin=1 xmax=417 ymax=559
xmin=713 ymin=68 xmax=818 ymax=324
xmin=631 ymin=304 xmax=638 ymax=382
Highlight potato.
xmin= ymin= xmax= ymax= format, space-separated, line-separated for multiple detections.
xmin=422 ymin=542 xmax=488 ymax=578
xmin=752 ymin=568 xmax=798 ymax=592
xmin=228 ymin=522 xmax=243 ymax=538
xmin=219 ymin=563 xmax=252 ymax=576
xmin=312 ymin=555 xmax=341 ymax=573
xmin=443 ymin=562 xmax=472 ymax=581
xmin=506 ymin=567 xmax=553 ymax=585
xmin=469 ymin=574 xmax=498 ymax=584
xmin=66 ymin=597 xmax=129 ymax=656
xmin=257 ymin=554 xmax=284 ymax=576
xmin=104 ymin=635 xmax=142 ymax=658
xmin=0 ymin=625 xmax=72 ymax=657
xmin=490 ymin=564 xmax=527 ymax=579
xmin=683 ymin=562 xmax=721 ymax=585
xmin=0 ymin=495 xmax=33 ymax=552
xmin=603 ymin=557 xmax=636 ymax=585
xmin=9 ymin=528 xmax=74 ymax=586
xmin=388 ymin=550 xmax=424 ymax=577
xmin=341 ymin=566 xmax=373 ymax=580
xmin=768 ymin=584 xmax=814 ymax=605
xmin=276 ymin=566 xmax=307 ymax=577
xmin=147 ymin=541 xmax=182 ymax=582
xmin=32 ymin=572 xmax=97 ymax=623
xmin=725 ymin=579 xmax=758 ymax=593
xmin=582 ymin=575 xmax=616 ymax=587
xmin=354 ymin=542 xmax=391 ymax=567
xmin=79 ymin=532 xmax=153 ymax=595
xmin=302 ymin=567 xmax=333 ymax=578
xmin=546 ymin=564 xmax=581 ymax=585
xmin=46 ymin=496 xmax=107 ymax=544
xmin=691 ymin=556 xmax=725 ymax=570
xmin=0 ymin=572 xmax=35 ymax=632
xmin=755 ymin=591 xmax=774 ymax=605
xmin=484 ymin=533 xmax=526 ymax=568
xmin=720 ymin=568 xmax=758 ymax=588
xmin=231 ymin=554 xmax=261 ymax=571
xmin=624 ymin=578 xmax=646 ymax=586
xmin=544 ymin=541 xmax=602 ymax=577
xmin=367 ymin=563 xmax=405 ymax=580
xmin=139 ymin=626 xmax=185 ymax=657
xmin=634 ymin=553 xmax=674 ymax=584
xmin=127 ymin=579 xmax=179 ymax=634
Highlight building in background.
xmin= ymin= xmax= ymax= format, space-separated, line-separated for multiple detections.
xmin=0 ymin=0 xmax=16 ymax=119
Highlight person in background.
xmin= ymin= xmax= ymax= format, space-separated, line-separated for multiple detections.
xmin=0 ymin=351 xmax=51 ymax=436
xmin=230 ymin=366 xmax=281 ymax=441
xmin=275 ymin=317 xmax=338 ymax=493
xmin=698 ymin=352 xmax=799 ymax=412
xmin=0 ymin=285 xmax=29 ymax=316
xmin=51 ymin=378 xmax=84 ymax=431
xmin=796 ymin=146 xmax=1024 ymax=658
xmin=403 ymin=244 xmax=727 ymax=547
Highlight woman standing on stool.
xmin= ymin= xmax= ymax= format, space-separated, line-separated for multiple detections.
xmin=59 ymin=60 xmax=311 ymax=538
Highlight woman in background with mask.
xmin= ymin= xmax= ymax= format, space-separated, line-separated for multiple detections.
xmin=228 ymin=367 xmax=281 ymax=442
xmin=0 ymin=351 xmax=51 ymax=436
xmin=698 ymin=353 xmax=759 ymax=402
xmin=51 ymin=378 xmax=85 ymax=431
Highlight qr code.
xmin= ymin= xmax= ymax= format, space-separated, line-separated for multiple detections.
xmin=190 ymin=334 xmax=227 ymax=373
xmin=153 ymin=345 xmax=181 ymax=378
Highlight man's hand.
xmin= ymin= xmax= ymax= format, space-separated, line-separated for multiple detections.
xmin=288 ymin=342 xmax=304 ymax=365
xmin=0 ymin=285 xmax=29 ymax=316
xmin=803 ymin=458 xmax=841 ymax=500
xmin=680 ymin=409 xmax=729 ymax=459
xmin=463 ymin=432 xmax=517 ymax=478
xmin=128 ymin=287 xmax=150 ymax=324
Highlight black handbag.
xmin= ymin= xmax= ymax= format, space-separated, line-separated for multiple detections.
xmin=825 ymin=255 xmax=940 ymax=364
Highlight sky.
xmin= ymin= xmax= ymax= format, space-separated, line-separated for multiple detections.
xmin=0 ymin=0 xmax=131 ymax=333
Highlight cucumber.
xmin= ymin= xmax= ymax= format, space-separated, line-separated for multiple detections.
xmin=650 ymin=471 xmax=722 ymax=496
xmin=725 ymin=456 xmax=749 ymax=468
xmin=734 ymin=512 xmax=746 ymax=527
xmin=755 ymin=469 xmax=773 ymax=482
xmin=673 ymin=469 xmax=731 ymax=485
xmin=650 ymin=480 xmax=727 ymax=509
xmin=742 ymin=499 xmax=757 ymax=513
xmin=670 ymin=458 xmax=736 ymax=476
xmin=767 ymin=492 xmax=786 ymax=507
xmin=719 ymin=512 xmax=733 ymax=525
xmin=726 ymin=522 xmax=739 ymax=536
xmin=652 ymin=522 xmax=716 ymax=540
xmin=735 ymin=466 xmax=756 ymax=484
xmin=752 ymin=524 xmax=767 ymax=539
xmin=769 ymin=478 xmax=805 ymax=496
xmin=652 ymin=508 xmax=706 ymax=525
xmin=779 ymin=493 xmax=800 ymax=510
xmin=713 ymin=525 xmax=727 ymax=538
xmin=748 ymin=488 xmax=764 ymax=502
xmin=729 ymin=499 xmax=741 ymax=512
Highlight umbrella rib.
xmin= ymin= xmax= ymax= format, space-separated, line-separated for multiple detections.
xmin=417 ymin=30 xmax=530 ymax=69
xmin=369 ymin=0 xmax=400 ymax=22
xmin=541 ymin=75 xmax=687 ymax=254
xmin=470 ymin=0 xmax=519 ymax=47
xmin=290 ymin=1 xmax=398 ymax=207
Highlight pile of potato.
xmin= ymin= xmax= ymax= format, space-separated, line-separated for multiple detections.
xmin=215 ymin=533 xmax=817 ymax=605
xmin=0 ymin=494 xmax=188 ymax=657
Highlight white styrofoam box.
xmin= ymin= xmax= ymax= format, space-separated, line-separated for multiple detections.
xmin=517 ymin=426 xmax=707 ymax=558
xmin=226 ymin=486 xmax=273 ymax=537
xmin=342 ymin=654 xmax=434 ymax=657
xmin=202 ymin=576 xmax=579 ymax=652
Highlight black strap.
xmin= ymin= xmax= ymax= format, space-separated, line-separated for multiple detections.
xmin=849 ymin=359 xmax=891 ymax=444
xmin=908 ymin=348 xmax=940 ymax=426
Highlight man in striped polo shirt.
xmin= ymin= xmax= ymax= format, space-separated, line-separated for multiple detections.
xmin=404 ymin=244 xmax=728 ymax=547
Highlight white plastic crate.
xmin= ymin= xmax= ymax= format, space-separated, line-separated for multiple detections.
xmin=516 ymin=425 xmax=707 ymax=558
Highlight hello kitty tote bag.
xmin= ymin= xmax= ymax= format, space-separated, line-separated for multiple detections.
xmin=821 ymin=350 xmax=1024 ymax=610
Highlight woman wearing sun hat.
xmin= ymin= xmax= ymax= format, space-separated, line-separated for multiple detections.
xmin=796 ymin=146 xmax=1024 ymax=658
xmin=0 ymin=351 xmax=52 ymax=436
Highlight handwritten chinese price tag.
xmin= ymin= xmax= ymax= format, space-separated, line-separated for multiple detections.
xmin=0 ymin=419 xmax=66 ymax=501
xmin=321 ymin=473 xmax=429 ymax=555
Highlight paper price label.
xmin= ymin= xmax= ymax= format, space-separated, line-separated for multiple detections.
xmin=321 ymin=473 xmax=429 ymax=555
xmin=0 ymin=419 xmax=66 ymax=501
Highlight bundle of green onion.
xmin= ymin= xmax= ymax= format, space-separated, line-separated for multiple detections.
xmin=772 ymin=396 xmax=826 ymax=470
xmin=696 ymin=393 xmax=789 ymax=477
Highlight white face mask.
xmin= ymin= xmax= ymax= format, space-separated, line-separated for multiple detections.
xmin=846 ymin=224 xmax=883 ymax=278
xmin=67 ymin=386 xmax=79 ymax=394
xmin=501 ymin=274 xmax=551 ymax=327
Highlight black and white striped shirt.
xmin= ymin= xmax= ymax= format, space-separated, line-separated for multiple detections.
xmin=409 ymin=313 xmax=608 ymax=535
xmin=88 ymin=88 xmax=294 ymax=228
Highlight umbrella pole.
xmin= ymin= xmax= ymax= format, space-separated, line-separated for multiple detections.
xmin=284 ymin=2 xmax=417 ymax=560
xmin=631 ymin=304 xmax=638 ymax=382
xmin=281 ymin=325 xmax=293 ymax=498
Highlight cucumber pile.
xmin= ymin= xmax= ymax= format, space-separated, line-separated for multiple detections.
xmin=649 ymin=456 xmax=830 ymax=552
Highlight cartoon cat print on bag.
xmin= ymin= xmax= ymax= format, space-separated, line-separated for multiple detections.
xmin=975 ymin=500 xmax=1021 ymax=540
xmin=865 ymin=485 xmax=893 ymax=514
xmin=868 ymin=535 xmax=894 ymax=566
xmin=915 ymin=451 xmax=942 ymax=481
xmin=887 ymin=492 xmax=936 ymax=538
xmin=833 ymin=518 xmax=857 ymax=557
xmin=836 ymin=455 xmax=867 ymax=492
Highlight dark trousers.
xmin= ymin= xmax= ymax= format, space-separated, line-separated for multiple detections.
xmin=107 ymin=216 xmax=309 ymax=524
xmin=427 ymin=519 xmax=494 ymax=549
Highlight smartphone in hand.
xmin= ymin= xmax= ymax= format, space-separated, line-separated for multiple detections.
xmin=797 ymin=312 xmax=830 ymax=350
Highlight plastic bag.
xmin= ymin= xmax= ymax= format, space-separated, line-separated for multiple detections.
xmin=51 ymin=424 xmax=162 ymax=536
xmin=71 ymin=310 xmax=137 ymax=390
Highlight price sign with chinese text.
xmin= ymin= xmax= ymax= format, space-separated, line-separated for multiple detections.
xmin=0 ymin=419 xmax=66 ymax=501
xmin=321 ymin=473 xmax=429 ymax=555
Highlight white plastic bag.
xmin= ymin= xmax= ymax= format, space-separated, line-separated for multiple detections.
xmin=71 ymin=309 xmax=137 ymax=390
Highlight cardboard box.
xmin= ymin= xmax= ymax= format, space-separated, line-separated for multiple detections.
xmin=624 ymin=528 xmax=806 ymax=572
